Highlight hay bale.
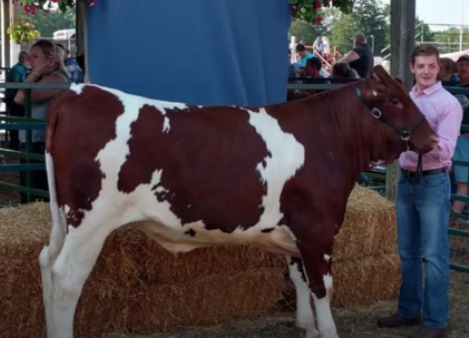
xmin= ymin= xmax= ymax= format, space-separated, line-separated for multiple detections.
xmin=334 ymin=185 xmax=397 ymax=261
xmin=0 ymin=203 xmax=286 ymax=338
xmin=331 ymin=253 xmax=401 ymax=307
xmin=0 ymin=184 xmax=399 ymax=337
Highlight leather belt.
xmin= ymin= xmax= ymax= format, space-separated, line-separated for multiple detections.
xmin=401 ymin=168 xmax=447 ymax=178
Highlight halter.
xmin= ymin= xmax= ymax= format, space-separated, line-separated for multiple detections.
xmin=353 ymin=83 xmax=426 ymax=181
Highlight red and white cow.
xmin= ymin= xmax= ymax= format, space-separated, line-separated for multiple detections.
xmin=39 ymin=65 xmax=436 ymax=338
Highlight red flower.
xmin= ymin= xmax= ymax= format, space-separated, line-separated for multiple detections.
xmin=315 ymin=15 xmax=323 ymax=24
xmin=314 ymin=1 xmax=323 ymax=9
xmin=31 ymin=6 xmax=37 ymax=14
xmin=89 ymin=0 xmax=98 ymax=6
xmin=51 ymin=0 xmax=58 ymax=2
xmin=23 ymin=5 xmax=31 ymax=13
xmin=291 ymin=5 xmax=297 ymax=13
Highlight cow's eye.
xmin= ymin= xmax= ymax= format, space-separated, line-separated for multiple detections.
xmin=391 ymin=98 xmax=403 ymax=109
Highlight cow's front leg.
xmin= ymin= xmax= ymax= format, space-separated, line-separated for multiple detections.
xmin=286 ymin=256 xmax=319 ymax=338
xmin=290 ymin=214 xmax=339 ymax=338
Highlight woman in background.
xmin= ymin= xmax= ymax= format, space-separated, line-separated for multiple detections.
xmin=14 ymin=39 xmax=71 ymax=203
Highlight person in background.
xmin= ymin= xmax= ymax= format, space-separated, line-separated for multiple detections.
xmin=450 ymin=55 xmax=469 ymax=223
xmin=377 ymin=44 xmax=462 ymax=338
xmin=313 ymin=36 xmax=324 ymax=57
xmin=295 ymin=43 xmax=314 ymax=68
xmin=14 ymin=39 xmax=71 ymax=203
xmin=56 ymin=43 xmax=84 ymax=84
xmin=4 ymin=51 xmax=30 ymax=150
xmin=331 ymin=62 xmax=359 ymax=84
xmin=439 ymin=58 xmax=459 ymax=84
xmin=339 ymin=33 xmax=374 ymax=78
xmin=303 ymin=57 xmax=325 ymax=79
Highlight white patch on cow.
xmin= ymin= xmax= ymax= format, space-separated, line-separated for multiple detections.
xmin=324 ymin=254 xmax=331 ymax=262
xmin=287 ymin=257 xmax=318 ymax=336
xmin=69 ymin=83 xmax=86 ymax=95
xmin=245 ymin=108 xmax=305 ymax=228
xmin=162 ymin=117 xmax=171 ymax=133
xmin=323 ymin=273 xmax=333 ymax=290
xmin=313 ymin=273 xmax=339 ymax=338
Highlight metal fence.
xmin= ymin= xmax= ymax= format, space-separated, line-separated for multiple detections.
xmin=0 ymin=82 xmax=70 ymax=203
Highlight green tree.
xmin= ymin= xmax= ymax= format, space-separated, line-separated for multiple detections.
xmin=20 ymin=8 xmax=75 ymax=38
xmin=329 ymin=0 xmax=389 ymax=56
xmin=289 ymin=20 xmax=327 ymax=45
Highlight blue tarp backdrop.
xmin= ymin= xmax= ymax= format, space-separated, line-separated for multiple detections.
xmin=87 ymin=0 xmax=291 ymax=106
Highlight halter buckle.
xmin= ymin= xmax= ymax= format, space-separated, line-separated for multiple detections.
xmin=401 ymin=130 xmax=411 ymax=142
xmin=371 ymin=108 xmax=382 ymax=119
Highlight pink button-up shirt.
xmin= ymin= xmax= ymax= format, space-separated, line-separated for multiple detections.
xmin=399 ymin=81 xmax=463 ymax=171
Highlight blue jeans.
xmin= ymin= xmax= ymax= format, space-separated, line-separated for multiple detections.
xmin=396 ymin=172 xmax=450 ymax=329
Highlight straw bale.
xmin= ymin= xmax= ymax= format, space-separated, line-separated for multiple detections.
xmin=0 ymin=203 xmax=287 ymax=338
xmin=281 ymin=253 xmax=401 ymax=309
xmin=334 ymin=185 xmax=397 ymax=261
xmin=331 ymin=253 xmax=401 ymax=307
xmin=0 ymin=184 xmax=399 ymax=337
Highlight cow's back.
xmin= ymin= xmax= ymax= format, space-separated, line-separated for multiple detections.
xmin=46 ymin=85 xmax=305 ymax=234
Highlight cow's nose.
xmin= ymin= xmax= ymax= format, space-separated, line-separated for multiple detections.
xmin=431 ymin=135 xmax=439 ymax=147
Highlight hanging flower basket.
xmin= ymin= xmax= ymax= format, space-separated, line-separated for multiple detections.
xmin=290 ymin=0 xmax=354 ymax=24
xmin=12 ymin=0 xmax=97 ymax=14
xmin=7 ymin=21 xmax=40 ymax=44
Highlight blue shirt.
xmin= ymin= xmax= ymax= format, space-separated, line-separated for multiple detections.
xmin=6 ymin=63 xmax=29 ymax=98
xmin=65 ymin=57 xmax=84 ymax=84
xmin=299 ymin=52 xmax=314 ymax=67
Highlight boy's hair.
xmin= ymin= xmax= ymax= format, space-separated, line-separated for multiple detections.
xmin=411 ymin=44 xmax=440 ymax=64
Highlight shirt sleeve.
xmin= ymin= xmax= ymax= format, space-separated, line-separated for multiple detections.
xmin=436 ymin=98 xmax=463 ymax=163
xmin=353 ymin=46 xmax=364 ymax=58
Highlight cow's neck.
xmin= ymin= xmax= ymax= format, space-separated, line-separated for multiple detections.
xmin=305 ymin=85 xmax=386 ymax=184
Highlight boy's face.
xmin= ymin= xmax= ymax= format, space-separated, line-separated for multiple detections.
xmin=410 ymin=55 xmax=440 ymax=89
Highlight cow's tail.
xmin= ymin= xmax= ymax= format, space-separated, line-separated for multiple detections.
xmin=44 ymin=92 xmax=67 ymax=261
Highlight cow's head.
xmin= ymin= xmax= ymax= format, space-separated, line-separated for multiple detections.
xmin=355 ymin=65 xmax=438 ymax=163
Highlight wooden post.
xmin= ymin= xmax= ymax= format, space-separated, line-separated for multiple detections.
xmin=9 ymin=0 xmax=21 ymax=66
xmin=385 ymin=0 xmax=416 ymax=201
xmin=1 ymin=0 xmax=11 ymax=68
xmin=77 ymin=1 xmax=89 ymax=82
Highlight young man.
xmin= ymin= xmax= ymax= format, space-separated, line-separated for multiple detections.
xmin=377 ymin=44 xmax=462 ymax=338
xmin=295 ymin=43 xmax=314 ymax=68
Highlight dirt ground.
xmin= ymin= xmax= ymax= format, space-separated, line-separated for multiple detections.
xmin=104 ymin=271 xmax=469 ymax=338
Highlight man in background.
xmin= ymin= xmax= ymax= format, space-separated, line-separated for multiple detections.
xmin=339 ymin=33 xmax=374 ymax=78
xmin=4 ymin=51 xmax=29 ymax=150
xmin=56 ymin=43 xmax=84 ymax=83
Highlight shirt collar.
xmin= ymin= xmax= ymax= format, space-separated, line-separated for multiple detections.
xmin=411 ymin=81 xmax=442 ymax=96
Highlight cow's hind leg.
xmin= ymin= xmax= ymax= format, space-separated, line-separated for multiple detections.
xmin=46 ymin=219 xmax=113 ymax=338
xmin=286 ymin=256 xmax=319 ymax=338
xmin=290 ymin=215 xmax=339 ymax=338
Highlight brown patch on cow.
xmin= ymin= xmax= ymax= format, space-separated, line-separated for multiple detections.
xmin=118 ymin=104 xmax=269 ymax=232
xmin=47 ymin=86 xmax=125 ymax=227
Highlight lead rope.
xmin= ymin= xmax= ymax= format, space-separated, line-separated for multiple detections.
xmin=416 ymin=154 xmax=423 ymax=183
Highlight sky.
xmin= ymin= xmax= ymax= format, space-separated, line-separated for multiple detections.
xmin=381 ymin=0 xmax=469 ymax=31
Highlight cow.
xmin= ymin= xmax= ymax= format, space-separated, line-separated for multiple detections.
xmin=38 ymin=65 xmax=437 ymax=338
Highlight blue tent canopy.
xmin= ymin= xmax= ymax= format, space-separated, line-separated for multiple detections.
xmin=87 ymin=0 xmax=291 ymax=106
